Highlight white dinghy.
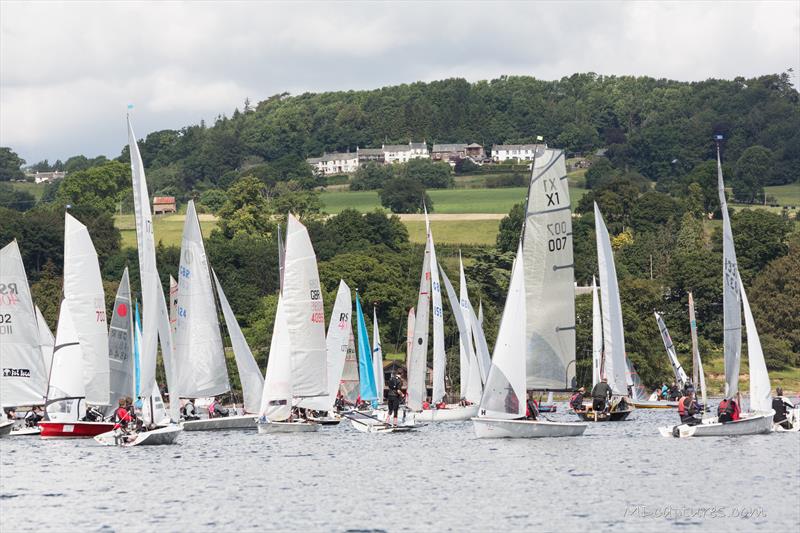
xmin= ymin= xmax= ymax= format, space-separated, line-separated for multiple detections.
xmin=95 ymin=424 xmax=182 ymax=447
xmin=258 ymin=216 xmax=327 ymax=434
xmin=660 ymin=139 xmax=773 ymax=438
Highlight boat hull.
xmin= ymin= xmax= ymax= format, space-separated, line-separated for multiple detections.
xmin=415 ymin=405 xmax=479 ymax=422
xmin=0 ymin=421 xmax=13 ymax=437
xmin=350 ymin=419 xmax=417 ymax=434
xmin=10 ymin=426 xmax=41 ymax=436
xmin=659 ymin=410 xmax=775 ymax=438
xmin=257 ymin=420 xmax=320 ymax=434
xmin=576 ymin=407 xmax=634 ymax=422
xmin=633 ymin=400 xmax=677 ymax=409
xmin=181 ymin=414 xmax=257 ymax=431
xmin=472 ymin=417 xmax=588 ymax=439
xmin=95 ymin=425 xmax=183 ymax=446
xmin=774 ymin=408 xmax=800 ymax=432
xmin=39 ymin=421 xmax=115 ymax=439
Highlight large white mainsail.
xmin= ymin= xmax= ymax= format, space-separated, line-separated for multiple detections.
xmin=340 ymin=330 xmax=359 ymax=404
xmin=323 ymin=281 xmax=352 ymax=412
xmin=440 ymin=265 xmax=482 ymax=404
xmin=407 ymin=239 xmax=431 ymax=410
xmin=35 ymin=305 xmax=55 ymax=383
xmin=717 ymin=146 xmax=742 ymax=398
xmin=46 ymin=303 xmax=86 ymax=421
xmin=654 ymin=312 xmax=689 ymax=388
xmin=738 ymin=272 xmax=771 ymax=413
xmin=283 ymin=214 xmax=327 ymax=398
xmin=372 ymin=308 xmax=385 ymax=400
xmin=174 ymin=200 xmax=230 ymax=397
xmin=259 ymin=296 xmax=292 ymax=420
xmin=426 ymin=213 xmax=446 ymax=404
xmin=523 ymin=148 xmax=575 ymax=390
xmin=477 ymin=242 xmax=526 ymax=419
xmin=213 ymin=270 xmax=264 ymax=414
xmin=458 ymin=254 xmax=475 ymax=396
xmin=107 ymin=268 xmax=135 ymax=414
xmin=64 ymin=213 xmax=109 ymax=405
xmin=0 ymin=240 xmax=48 ymax=407
xmin=591 ymin=276 xmax=602 ymax=387
xmin=593 ymin=204 xmax=627 ymax=395
xmin=688 ymin=292 xmax=707 ymax=407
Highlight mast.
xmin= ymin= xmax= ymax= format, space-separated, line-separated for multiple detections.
xmin=688 ymin=292 xmax=707 ymax=410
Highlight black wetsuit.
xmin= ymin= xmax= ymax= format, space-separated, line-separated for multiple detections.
xmin=772 ymin=397 xmax=793 ymax=429
xmin=591 ymin=382 xmax=612 ymax=411
xmin=387 ymin=376 xmax=402 ymax=417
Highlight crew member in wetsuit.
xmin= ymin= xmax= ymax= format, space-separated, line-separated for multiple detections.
xmin=83 ymin=404 xmax=104 ymax=422
xmin=591 ymin=378 xmax=612 ymax=413
xmin=114 ymin=398 xmax=133 ymax=430
xmin=678 ymin=390 xmax=700 ymax=426
xmin=569 ymin=387 xmax=586 ymax=412
xmin=182 ymin=398 xmax=200 ymax=421
xmin=386 ymin=372 xmax=402 ymax=426
xmin=772 ymin=387 xmax=795 ymax=430
xmin=24 ymin=406 xmax=43 ymax=427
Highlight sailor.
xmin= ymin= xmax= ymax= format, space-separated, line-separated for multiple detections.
xmin=677 ymin=390 xmax=700 ymax=426
xmin=569 ymin=387 xmax=586 ymax=411
xmin=83 ymin=404 xmax=104 ymax=422
xmin=717 ymin=397 xmax=740 ymax=423
xmin=4 ymin=407 xmax=16 ymax=423
xmin=208 ymin=397 xmax=229 ymax=418
xmin=386 ymin=371 xmax=402 ymax=426
xmin=114 ymin=398 xmax=133 ymax=430
xmin=24 ymin=406 xmax=43 ymax=427
xmin=182 ymin=398 xmax=200 ymax=421
xmin=525 ymin=393 xmax=539 ymax=420
xmin=772 ymin=387 xmax=795 ymax=430
xmin=591 ymin=378 xmax=612 ymax=413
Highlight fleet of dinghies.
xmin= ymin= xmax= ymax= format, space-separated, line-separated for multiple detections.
xmin=2 ymin=125 xmax=799 ymax=444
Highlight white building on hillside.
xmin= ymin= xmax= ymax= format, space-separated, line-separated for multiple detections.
xmin=306 ymin=152 xmax=359 ymax=175
xmin=383 ymin=142 xmax=429 ymax=164
xmin=491 ymin=144 xmax=545 ymax=162
xmin=33 ymin=171 xmax=67 ymax=184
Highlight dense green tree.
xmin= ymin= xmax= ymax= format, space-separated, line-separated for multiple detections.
xmin=398 ymin=159 xmax=453 ymax=189
xmin=350 ymin=162 xmax=394 ymax=191
xmin=495 ymin=202 xmax=523 ymax=253
xmin=629 ymin=191 xmax=682 ymax=234
xmin=0 ymin=147 xmax=25 ymax=181
xmin=30 ymin=260 xmax=62 ymax=326
xmin=269 ymin=187 xmax=323 ymax=222
xmin=0 ymin=183 xmax=36 ymax=211
xmin=722 ymin=209 xmax=793 ymax=282
xmin=732 ymin=145 xmax=773 ymax=203
xmin=55 ymin=161 xmax=131 ymax=214
xmin=199 ymin=189 xmax=228 ymax=213
xmin=584 ymin=157 xmax=616 ymax=189
xmin=217 ymin=176 xmax=274 ymax=238
xmin=379 ymin=177 xmax=430 ymax=213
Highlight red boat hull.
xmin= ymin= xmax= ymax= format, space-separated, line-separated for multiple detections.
xmin=39 ymin=421 xmax=115 ymax=439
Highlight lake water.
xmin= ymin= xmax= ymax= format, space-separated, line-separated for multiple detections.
xmin=1 ymin=407 xmax=798 ymax=532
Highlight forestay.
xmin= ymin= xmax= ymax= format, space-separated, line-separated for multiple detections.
xmin=654 ymin=312 xmax=689 ymax=388
xmin=0 ymin=240 xmax=48 ymax=407
xmin=107 ymin=268 xmax=135 ymax=414
xmin=738 ymin=273 xmax=771 ymax=412
xmin=593 ymin=204 xmax=627 ymax=395
xmin=64 ymin=213 xmax=109 ymax=405
xmin=174 ymin=201 xmax=230 ymax=397
xmin=478 ymin=243 xmax=526 ymax=420
xmin=407 ymin=238 xmax=431 ymax=411
xmin=523 ymin=149 xmax=576 ymax=389
xmin=717 ymin=147 xmax=742 ymax=398
xmin=213 ymin=270 xmax=264 ymax=414
xmin=282 ymin=215 xmax=327 ymax=398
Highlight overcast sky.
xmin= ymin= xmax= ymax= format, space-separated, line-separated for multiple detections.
xmin=1 ymin=1 xmax=798 ymax=164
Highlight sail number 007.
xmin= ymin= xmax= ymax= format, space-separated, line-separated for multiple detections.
xmin=547 ymin=222 xmax=568 ymax=252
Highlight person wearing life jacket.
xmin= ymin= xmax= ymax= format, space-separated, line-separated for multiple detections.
xmin=113 ymin=398 xmax=133 ymax=430
xmin=422 ymin=399 xmax=431 ymax=410
xmin=525 ymin=393 xmax=539 ymax=420
xmin=677 ymin=390 xmax=700 ymax=426
xmin=386 ymin=372 xmax=402 ymax=426
xmin=717 ymin=397 xmax=741 ymax=423
xmin=182 ymin=398 xmax=200 ymax=421
xmin=569 ymin=387 xmax=586 ymax=412
xmin=591 ymin=378 xmax=612 ymax=413
xmin=435 ymin=400 xmax=447 ymax=409
xmin=83 ymin=404 xmax=104 ymax=422
xmin=772 ymin=387 xmax=795 ymax=429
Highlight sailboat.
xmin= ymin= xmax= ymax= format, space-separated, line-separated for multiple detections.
xmin=177 ymin=201 xmax=264 ymax=431
xmin=473 ymin=147 xmax=587 ymax=438
xmin=39 ymin=214 xmax=115 ymax=438
xmin=575 ymin=203 xmax=635 ymax=422
xmin=688 ymin=292 xmax=709 ymax=414
xmin=0 ymin=240 xmax=50 ymax=436
xmin=660 ymin=139 xmax=774 ymax=437
xmin=628 ymin=312 xmax=688 ymax=409
xmin=257 ymin=215 xmax=327 ymax=434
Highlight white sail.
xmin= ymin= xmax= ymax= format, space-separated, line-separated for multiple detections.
xmin=142 ymin=380 xmax=170 ymax=426
xmin=107 ymin=268 xmax=135 ymax=413
xmin=478 ymin=242 xmax=526 ymax=419
xmin=159 ymin=278 xmax=179 ymax=422
xmin=213 ymin=270 xmax=264 ymax=414
xmin=465 ymin=298 xmax=491 ymax=384
xmin=625 ymin=357 xmax=649 ymax=402
xmin=340 ymin=330 xmax=359 ymax=404
xmin=426 ymin=213 xmax=446 ymax=404
xmin=406 ymin=307 xmax=415 ymax=362
xmin=591 ymin=276 xmax=602 ymax=387
xmin=63 ymin=213 xmax=109 ymax=405
xmin=283 ymin=214 xmax=327 ymax=398
xmin=717 ymin=147 xmax=742 ymax=398
xmin=440 ymin=265 xmax=482 ymax=403
xmin=320 ymin=280 xmax=353 ymax=412
xmin=593 ymin=204 xmax=627 ymax=395
xmin=127 ymin=116 xmax=167 ymax=401
xmin=688 ymin=292 xmax=707 ymax=407
xmin=174 ymin=200 xmax=230 ymax=397
xmin=407 ymin=239 xmax=431 ymax=411
xmin=46 ymin=302 xmax=86 ymax=421
xmin=478 ymin=301 xmax=484 ymax=327
xmin=260 ymin=295 xmax=292 ymax=420
xmin=523 ymin=148 xmax=575 ymax=389
xmin=654 ymin=312 xmax=689 ymax=388
xmin=372 ymin=309 xmax=385 ymax=401
xmin=738 ymin=273 xmax=771 ymax=413
xmin=169 ymin=276 xmax=178 ymax=339
xmin=35 ymin=305 xmax=54 ymax=383
xmin=0 ymin=240 xmax=48 ymax=407
xmin=458 ymin=254 xmax=474 ymax=396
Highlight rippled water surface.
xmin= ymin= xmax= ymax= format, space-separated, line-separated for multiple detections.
xmin=2 ymin=408 xmax=799 ymax=532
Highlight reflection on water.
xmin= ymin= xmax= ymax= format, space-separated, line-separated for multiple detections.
xmin=1 ymin=408 xmax=798 ymax=532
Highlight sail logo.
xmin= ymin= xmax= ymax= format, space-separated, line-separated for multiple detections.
xmin=2 ymin=368 xmax=30 ymax=378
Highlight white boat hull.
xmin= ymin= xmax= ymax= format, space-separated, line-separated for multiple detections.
xmin=415 ymin=405 xmax=479 ymax=422
xmin=10 ymin=426 xmax=41 ymax=436
xmin=659 ymin=410 xmax=775 ymax=438
xmin=95 ymin=425 xmax=183 ymax=446
xmin=774 ymin=407 xmax=800 ymax=432
xmin=181 ymin=414 xmax=257 ymax=431
xmin=472 ymin=417 xmax=588 ymax=439
xmin=633 ymin=400 xmax=678 ymax=409
xmin=0 ymin=421 xmax=13 ymax=437
xmin=350 ymin=418 xmax=417 ymax=434
xmin=257 ymin=420 xmax=320 ymax=434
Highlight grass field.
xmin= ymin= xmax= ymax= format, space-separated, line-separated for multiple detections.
xmin=405 ymin=219 xmax=500 ymax=246
xmin=702 ymin=356 xmax=800 ymax=395
xmin=8 ymin=181 xmax=46 ymax=201
xmin=765 ymin=182 xmax=800 ymax=206
xmin=115 ymin=213 xmax=218 ymax=248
